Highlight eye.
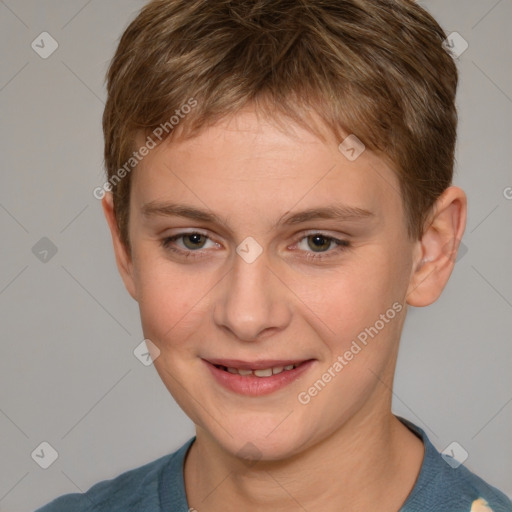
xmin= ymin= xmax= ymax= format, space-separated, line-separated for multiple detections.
xmin=177 ymin=233 xmax=208 ymax=250
xmin=161 ymin=230 xmax=349 ymax=262
xmin=294 ymin=233 xmax=350 ymax=259
xmin=161 ymin=231 xmax=220 ymax=258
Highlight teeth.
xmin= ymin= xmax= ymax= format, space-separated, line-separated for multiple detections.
xmin=254 ymin=368 xmax=273 ymax=377
xmin=218 ymin=363 xmax=299 ymax=376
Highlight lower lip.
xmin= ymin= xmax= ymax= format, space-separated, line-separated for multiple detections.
xmin=204 ymin=359 xmax=315 ymax=396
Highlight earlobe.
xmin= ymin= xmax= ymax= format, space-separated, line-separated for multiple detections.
xmin=101 ymin=193 xmax=138 ymax=301
xmin=406 ymin=186 xmax=467 ymax=307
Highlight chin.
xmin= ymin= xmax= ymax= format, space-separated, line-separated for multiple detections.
xmin=205 ymin=415 xmax=311 ymax=462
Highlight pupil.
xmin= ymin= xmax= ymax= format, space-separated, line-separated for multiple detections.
xmin=309 ymin=235 xmax=330 ymax=252
xmin=185 ymin=233 xmax=205 ymax=249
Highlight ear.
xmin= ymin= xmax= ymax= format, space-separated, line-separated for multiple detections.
xmin=406 ymin=186 xmax=467 ymax=307
xmin=102 ymin=193 xmax=138 ymax=301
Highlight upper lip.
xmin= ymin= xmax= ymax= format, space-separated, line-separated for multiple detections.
xmin=204 ymin=358 xmax=312 ymax=370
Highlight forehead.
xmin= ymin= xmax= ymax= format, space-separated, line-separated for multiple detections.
xmin=131 ymin=109 xmax=403 ymax=231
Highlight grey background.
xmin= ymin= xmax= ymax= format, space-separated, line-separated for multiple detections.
xmin=0 ymin=1 xmax=511 ymax=510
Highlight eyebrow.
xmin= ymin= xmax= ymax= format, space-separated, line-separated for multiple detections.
xmin=141 ymin=201 xmax=374 ymax=228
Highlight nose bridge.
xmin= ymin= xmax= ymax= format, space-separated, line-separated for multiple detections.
xmin=213 ymin=247 xmax=291 ymax=341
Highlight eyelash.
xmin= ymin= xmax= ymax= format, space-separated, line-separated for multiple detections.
xmin=161 ymin=231 xmax=351 ymax=262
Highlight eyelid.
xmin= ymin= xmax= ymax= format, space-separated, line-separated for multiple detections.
xmin=297 ymin=228 xmax=351 ymax=239
xmin=163 ymin=227 xmax=210 ymax=237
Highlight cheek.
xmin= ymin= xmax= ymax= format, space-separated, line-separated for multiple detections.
xmin=288 ymin=250 xmax=409 ymax=363
xmin=294 ymin=261 xmax=402 ymax=329
xmin=134 ymin=255 xmax=211 ymax=348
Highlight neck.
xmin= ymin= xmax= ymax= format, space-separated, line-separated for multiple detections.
xmin=184 ymin=405 xmax=424 ymax=512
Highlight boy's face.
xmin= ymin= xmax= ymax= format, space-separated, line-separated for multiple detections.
xmin=114 ymin=109 xmax=419 ymax=459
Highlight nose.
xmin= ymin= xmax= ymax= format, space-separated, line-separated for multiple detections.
xmin=213 ymin=248 xmax=292 ymax=342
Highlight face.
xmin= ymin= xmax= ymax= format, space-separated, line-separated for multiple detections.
xmin=117 ymin=109 xmax=418 ymax=460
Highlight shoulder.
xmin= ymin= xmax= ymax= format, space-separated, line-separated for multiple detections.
xmin=34 ymin=438 xmax=195 ymax=512
xmin=399 ymin=418 xmax=512 ymax=512
xmin=427 ymin=460 xmax=512 ymax=512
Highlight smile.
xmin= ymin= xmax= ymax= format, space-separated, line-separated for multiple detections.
xmin=214 ymin=363 xmax=299 ymax=377
xmin=203 ymin=358 xmax=315 ymax=396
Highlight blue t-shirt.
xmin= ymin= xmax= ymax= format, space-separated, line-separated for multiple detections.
xmin=35 ymin=419 xmax=511 ymax=512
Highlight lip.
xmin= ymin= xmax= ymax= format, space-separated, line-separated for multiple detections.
xmin=203 ymin=358 xmax=315 ymax=396
xmin=204 ymin=358 xmax=308 ymax=370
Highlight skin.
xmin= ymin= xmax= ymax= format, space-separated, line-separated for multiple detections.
xmin=103 ymin=107 xmax=466 ymax=511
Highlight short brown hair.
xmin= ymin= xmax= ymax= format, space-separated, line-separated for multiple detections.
xmin=103 ymin=0 xmax=458 ymax=248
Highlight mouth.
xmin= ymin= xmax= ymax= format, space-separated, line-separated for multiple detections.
xmin=203 ymin=358 xmax=315 ymax=396
xmin=212 ymin=362 xmax=302 ymax=377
